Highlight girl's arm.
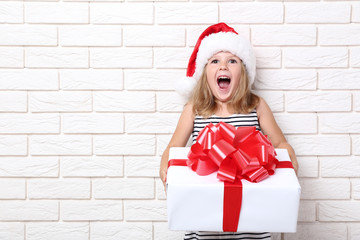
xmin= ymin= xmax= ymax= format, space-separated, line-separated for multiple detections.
xmin=256 ymin=97 xmax=299 ymax=174
xmin=159 ymin=103 xmax=195 ymax=188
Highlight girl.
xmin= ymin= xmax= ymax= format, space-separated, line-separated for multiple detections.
xmin=159 ymin=23 xmax=299 ymax=240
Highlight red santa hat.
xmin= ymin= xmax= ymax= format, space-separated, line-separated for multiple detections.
xmin=175 ymin=23 xmax=256 ymax=98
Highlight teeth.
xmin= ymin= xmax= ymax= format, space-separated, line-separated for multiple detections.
xmin=218 ymin=76 xmax=230 ymax=80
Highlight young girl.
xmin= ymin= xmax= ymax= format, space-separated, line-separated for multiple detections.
xmin=159 ymin=23 xmax=299 ymax=240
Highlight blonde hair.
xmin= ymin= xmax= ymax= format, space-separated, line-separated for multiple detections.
xmin=190 ymin=61 xmax=259 ymax=117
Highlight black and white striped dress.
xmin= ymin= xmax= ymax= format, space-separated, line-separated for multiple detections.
xmin=186 ymin=109 xmax=271 ymax=240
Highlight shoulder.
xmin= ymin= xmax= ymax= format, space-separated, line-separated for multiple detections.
xmin=183 ymin=102 xmax=194 ymax=115
xmin=180 ymin=102 xmax=196 ymax=121
xmin=256 ymin=97 xmax=270 ymax=115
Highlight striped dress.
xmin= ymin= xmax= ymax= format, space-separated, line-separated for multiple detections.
xmin=185 ymin=109 xmax=271 ymax=240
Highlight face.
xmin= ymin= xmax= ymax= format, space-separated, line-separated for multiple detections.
xmin=205 ymin=51 xmax=242 ymax=103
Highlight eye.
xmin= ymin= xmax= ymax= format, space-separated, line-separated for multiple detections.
xmin=210 ymin=59 xmax=219 ymax=64
xmin=229 ymin=59 xmax=238 ymax=64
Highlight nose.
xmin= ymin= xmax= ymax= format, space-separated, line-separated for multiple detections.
xmin=219 ymin=61 xmax=228 ymax=70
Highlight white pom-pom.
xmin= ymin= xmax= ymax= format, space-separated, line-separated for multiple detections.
xmin=174 ymin=76 xmax=197 ymax=99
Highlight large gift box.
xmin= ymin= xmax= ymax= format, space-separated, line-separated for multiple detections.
xmin=166 ymin=123 xmax=301 ymax=233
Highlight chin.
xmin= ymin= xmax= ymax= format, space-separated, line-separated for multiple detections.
xmin=215 ymin=92 xmax=233 ymax=103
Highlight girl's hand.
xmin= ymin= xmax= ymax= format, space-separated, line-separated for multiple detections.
xmin=291 ymin=158 xmax=299 ymax=176
xmin=159 ymin=168 xmax=167 ymax=189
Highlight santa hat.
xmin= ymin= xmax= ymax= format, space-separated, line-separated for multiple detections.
xmin=175 ymin=23 xmax=256 ymax=98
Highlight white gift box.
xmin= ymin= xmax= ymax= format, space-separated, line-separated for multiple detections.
xmin=167 ymin=147 xmax=301 ymax=232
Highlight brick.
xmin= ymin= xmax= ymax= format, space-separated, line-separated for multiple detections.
xmin=156 ymin=3 xmax=217 ymax=24
xmin=30 ymin=92 xmax=92 ymax=112
xmin=61 ymin=201 xmax=122 ymax=221
xmin=94 ymin=91 xmax=155 ymax=112
xmin=60 ymin=25 xmax=122 ymax=47
xmin=63 ymin=114 xmax=124 ymax=134
xmin=274 ymin=113 xmax=317 ymax=134
xmin=90 ymin=48 xmax=152 ymax=68
xmin=125 ymin=156 xmax=160 ymax=177
xmin=286 ymin=91 xmax=351 ymax=112
xmin=319 ymin=113 xmax=360 ymax=133
xmin=319 ymin=201 xmax=360 ymax=221
xmin=320 ymin=156 xmax=360 ymax=177
xmin=0 ymin=47 xmax=23 ymax=68
xmin=220 ymin=3 xmax=283 ymax=23
xmin=0 ymin=114 xmax=59 ymax=134
xmin=297 ymin=157 xmax=318 ymax=178
xmin=0 ymin=223 xmax=24 ymax=240
xmin=124 ymin=26 xmax=185 ymax=47
xmin=94 ymin=135 xmax=155 ymax=156
xmin=350 ymin=224 xmax=360 ymax=240
xmin=156 ymin=178 xmax=166 ymax=200
xmin=25 ymin=2 xmax=88 ymax=23
xmin=26 ymin=47 xmax=88 ymax=68
xmin=319 ymin=25 xmax=360 ymax=46
xmin=90 ymin=3 xmax=153 ymax=24
xmin=125 ymin=113 xmax=179 ymax=134
xmin=0 ymin=201 xmax=58 ymax=221
xmin=0 ymin=70 xmax=58 ymax=90
xmin=125 ymin=70 xmax=184 ymax=91
xmin=30 ymin=135 xmax=92 ymax=156
xmin=254 ymin=48 xmax=281 ymax=69
xmin=285 ymin=2 xmax=350 ymax=23
xmin=352 ymin=179 xmax=360 ymax=200
xmin=61 ymin=156 xmax=123 ymax=177
xmin=350 ymin=48 xmax=360 ymax=67
xmin=0 ymin=25 xmax=56 ymax=46
xmin=286 ymin=135 xmax=350 ymax=156
xmin=124 ymin=200 xmax=167 ymax=221
xmin=353 ymin=135 xmax=360 ymax=155
xmin=154 ymin=48 xmax=192 ymax=69
xmin=0 ymin=2 xmax=23 ymax=23
xmin=255 ymin=69 xmax=317 ymax=90
xmin=157 ymin=92 xmax=185 ymax=112
xmin=0 ymin=136 xmax=27 ymax=156
xmin=252 ymin=25 xmax=316 ymax=46
xmin=253 ymin=91 xmax=284 ymax=112
xmin=0 ymin=179 xmax=25 ymax=199
xmin=91 ymin=222 xmax=152 ymax=240
xmin=28 ymin=179 xmax=90 ymax=199
xmin=297 ymin=201 xmax=316 ymax=222
xmin=319 ymin=70 xmax=360 ymax=89
xmin=284 ymin=223 xmax=347 ymax=240
xmin=93 ymin=178 xmax=154 ymax=199
xmin=0 ymin=92 xmax=27 ymax=112
xmin=153 ymin=222 xmax=185 ymax=240
xmin=353 ymin=3 xmax=360 ymax=23
xmin=355 ymin=92 xmax=360 ymax=112
xmin=0 ymin=157 xmax=58 ymax=177
xmin=299 ymin=178 xmax=350 ymax=199
xmin=283 ymin=48 xmax=348 ymax=68
xmin=27 ymin=223 xmax=88 ymax=240
xmin=60 ymin=69 xmax=123 ymax=90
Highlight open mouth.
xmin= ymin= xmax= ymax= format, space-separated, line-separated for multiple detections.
xmin=217 ymin=76 xmax=231 ymax=90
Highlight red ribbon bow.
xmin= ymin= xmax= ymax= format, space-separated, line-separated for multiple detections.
xmin=187 ymin=122 xmax=278 ymax=183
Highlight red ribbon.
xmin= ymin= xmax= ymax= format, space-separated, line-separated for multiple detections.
xmin=168 ymin=122 xmax=293 ymax=232
xmin=188 ymin=122 xmax=278 ymax=183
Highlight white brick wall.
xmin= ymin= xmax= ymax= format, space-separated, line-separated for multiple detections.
xmin=0 ymin=1 xmax=359 ymax=239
